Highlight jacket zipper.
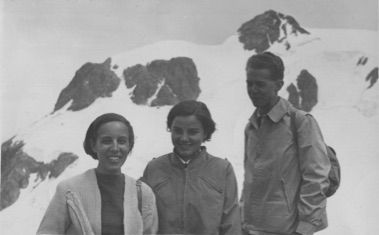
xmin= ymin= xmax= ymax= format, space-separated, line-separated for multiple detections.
xmin=182 ymin=168 xmax=189 ymax=232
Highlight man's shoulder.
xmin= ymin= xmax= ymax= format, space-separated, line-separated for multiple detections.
xmin=287 ymin=103 xmax=313 ymax=121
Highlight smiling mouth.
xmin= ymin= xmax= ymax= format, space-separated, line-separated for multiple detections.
xmin=177 ymin=143 xmax=194 ymax=149
xmin=108 ymin=156 xmax=122 ymax=162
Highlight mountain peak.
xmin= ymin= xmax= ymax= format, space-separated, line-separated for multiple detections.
xmin=238 ymin=10 xmax=310 ymax=53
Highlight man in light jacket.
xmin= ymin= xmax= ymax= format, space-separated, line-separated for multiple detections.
xmin=241 ymin=52 xmax=331 ymax=235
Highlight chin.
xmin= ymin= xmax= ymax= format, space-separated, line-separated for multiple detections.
xmin=178 ymin=150 xmax=195 ymax=158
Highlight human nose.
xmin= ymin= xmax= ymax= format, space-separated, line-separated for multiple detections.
xmin=179 ymin=132 xmax=189 ymax=142
xmin=110 ymin=140 xmax=120 ymax=151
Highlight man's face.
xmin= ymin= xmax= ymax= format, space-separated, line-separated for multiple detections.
xmin=246 ymin=68 xmax=282 ymax=109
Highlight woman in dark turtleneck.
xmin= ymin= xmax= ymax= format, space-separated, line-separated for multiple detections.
xmin=142 ymin=101 xmax=241 ymax=235
xmin=38 ymin=113 xmax=158 ymax=235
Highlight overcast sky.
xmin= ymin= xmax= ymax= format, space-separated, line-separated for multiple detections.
xmin=1 ymin=0 xmax=378 ymax=139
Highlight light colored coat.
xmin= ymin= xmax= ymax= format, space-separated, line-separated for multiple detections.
xmin=242 ymin=98 xmax=330 ymax=235
xmin=37 ymin=169 xmax=158 ymax=235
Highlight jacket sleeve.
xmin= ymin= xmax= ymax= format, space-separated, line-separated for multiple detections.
xmin=141 ymin=182 xmax=159 ymax=235
xmin=295 ymin=114 xmax=331 ymax=235
xmin=219 ymin=162 xmax=242 ymax=235
xmin=37 ymin=182 xmax=70 ymax=234
xmin=141 ymin=163 xmax=151 ymax=186
xmin=239 ymin=123 xmax=250 ymax=227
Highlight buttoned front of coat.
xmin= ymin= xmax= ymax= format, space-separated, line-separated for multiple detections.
xmin=142 ymin=149 xmax=241 ymax=235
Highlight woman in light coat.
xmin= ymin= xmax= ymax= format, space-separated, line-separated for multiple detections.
xmin=37 ymin=113 xmax=158 ymax=235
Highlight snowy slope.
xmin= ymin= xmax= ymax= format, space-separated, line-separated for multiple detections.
xmin=1 ymin=29 xmax=378 ymax=235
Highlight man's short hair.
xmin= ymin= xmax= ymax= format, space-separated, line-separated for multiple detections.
xmin=246 ymin=52 xmax=285 ymax=81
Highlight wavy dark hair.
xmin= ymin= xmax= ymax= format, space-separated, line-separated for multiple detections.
xmin=83 ymin=113 xmax=135 ymax=159
xmin=246 ymin=51 xmax=285 ymax=81
xmin=167 ymin=100 xmax=216 ymax=141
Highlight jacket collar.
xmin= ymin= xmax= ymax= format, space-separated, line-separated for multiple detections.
xmin=169 ymin=146 xmax=207 ymax=169
xmin=249 ymin=97 xmax=291 ymax=127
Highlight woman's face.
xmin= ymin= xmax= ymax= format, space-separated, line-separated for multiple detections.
xmin=92 ymin=121 xmax=131 ymax=174
xmin=170 ymin=115 xmax=206 ymax=160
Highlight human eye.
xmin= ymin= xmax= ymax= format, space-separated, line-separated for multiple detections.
xmin=100 ymin=137 xmax=112 ymax=144
xmin=172 ymin=127 xmax=183 ymax=135
xmin=255 ymin=81 xmax=266 ymax=88
xmin=188 ymin=128 xmax=200 ymax=136
xmin=118 ymin=137 xmax=128 ymax=145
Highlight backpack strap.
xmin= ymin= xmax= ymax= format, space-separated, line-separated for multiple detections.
xmin=136 ymin=179 xmax=142 ymax=214
xmin=290 ymin=110 xmax=299 ymax=147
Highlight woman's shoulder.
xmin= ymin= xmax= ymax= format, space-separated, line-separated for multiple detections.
xmin=123 ymin=174 xmax=155 ymax=200
xmin=145 ymin=153 xmax=172 ymax=167
xmin=56 ymin=169 xmax=95 ymax=190
xmin=204 ymin=152 xmax=232 ymax=168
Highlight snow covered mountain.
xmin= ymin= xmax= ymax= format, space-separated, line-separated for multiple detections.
xmin=1 ymin=10 xmax=378 ymax=234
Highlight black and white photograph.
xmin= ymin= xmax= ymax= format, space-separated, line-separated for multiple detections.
xmin=1 ymin=0 xmax=378 ymax=234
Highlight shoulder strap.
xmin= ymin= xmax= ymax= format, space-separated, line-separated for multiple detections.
xmin=136 ymin=179 xmax=142 ymax=214
xmin=290 ymin=110 xmax=298 ymax=146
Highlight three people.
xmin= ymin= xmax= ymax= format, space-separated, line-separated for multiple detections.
xmin=142 ymin=100 xmax=241 ymax=235
xmin=241 ymin=52 xmax=330 ymax=235
xmin=37 ymin=113 xmax=158 ymax=235
xmin=38 ymin=52 xmax=331 ymax=235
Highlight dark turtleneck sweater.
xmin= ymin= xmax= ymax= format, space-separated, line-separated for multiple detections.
xmin=95 ymin=171 xmax=125 ymax=235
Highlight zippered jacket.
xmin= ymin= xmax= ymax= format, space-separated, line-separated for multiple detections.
xmin=242 ymin=98 xmax=330 ymax=235
xmin=37 ymin=169 xmax=158 ymax=235
xmin=142 ymin=149 xmax=242 ymax=235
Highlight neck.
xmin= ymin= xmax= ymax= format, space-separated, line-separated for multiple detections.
xmin=95 ymin=168 xmax=122 ymax=175
xmin=174 ymin=148 xmax=202 ymax=162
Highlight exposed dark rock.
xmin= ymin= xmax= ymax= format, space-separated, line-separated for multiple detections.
xmin=365 ymin=67 xmax=378 ymax=89
xmin=362 ymin=57 xmax=368 ymax=65
xmin=123 ymin=57 xmax=201 ymax=106
xmin=297 ymin=70 xmax=318 ymax=112
xmin=151 ymin=85 xmax=179 ymax=107
xmin=1 ymin=139 xmax=78 ymax=210
xmin=357 ymin=56 xmax=368 ymax=66
xmin=287 ymin=83 xmax=300 ymax=109
xmin=124 ymin=64 xmax=160 ymax=105
xmin=238 ymin=10 xmax=309 ymax=53
xmin=49 ymin=153 xmax=78 ymax=178
xmin=283 ymin=15 xmax=309 ymax=35
xmin=54 ymin=58 xmax=120 ymax=112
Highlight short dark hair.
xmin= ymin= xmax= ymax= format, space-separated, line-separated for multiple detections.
xmin=83 ymin=113 xmax=135 ymax=159
xmin=246 ymin=51 xmax=285 ymax=81
xmin=167 ymin=100 xmax=216 ymax=141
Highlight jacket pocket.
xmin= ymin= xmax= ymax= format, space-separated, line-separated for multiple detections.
xmin=199 ymin=176 xmax=223 ymax=194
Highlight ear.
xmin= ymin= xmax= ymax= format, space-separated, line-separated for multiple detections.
xmin=275 ymin=80 xmax=284 ymax=91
